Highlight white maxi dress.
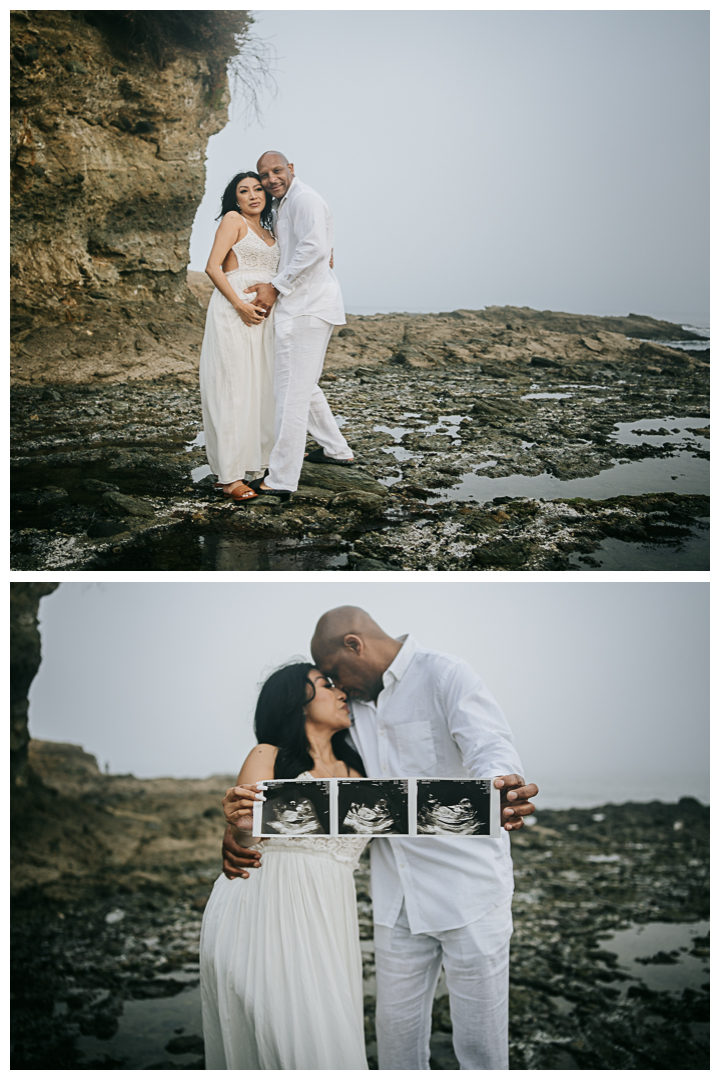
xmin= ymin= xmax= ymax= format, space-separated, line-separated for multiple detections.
xmin=199 ymin=773 xmax=369 ymax=1070
xmin=199 ymin=228 xmax=279 ymax=484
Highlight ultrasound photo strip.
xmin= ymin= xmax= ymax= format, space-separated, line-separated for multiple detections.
xmin=253 ymin=779 xmax=501 ymax=838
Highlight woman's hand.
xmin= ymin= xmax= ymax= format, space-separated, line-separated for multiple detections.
xmin=235 ymin=300 xmax=266 ymax=327
xmin=223 ymin=782 xmax=266 ymax=831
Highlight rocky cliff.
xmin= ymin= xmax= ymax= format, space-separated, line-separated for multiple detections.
xmin=10 ymin=582 xmax=59 ymax=785
xmin=10 ymin=10 xmax=254 ymax=385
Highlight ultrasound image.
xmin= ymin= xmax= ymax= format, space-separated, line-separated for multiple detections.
xmin=416 ymin=779 xmax=492 ymax=835
xmin=338 ymin=779 xmax=409 ymax=835
xmin=261 ymin=780 xmax=331 ymax=836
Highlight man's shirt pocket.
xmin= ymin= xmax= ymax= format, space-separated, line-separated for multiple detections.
xmin=393 ymin=719 xmax=437 ymax=774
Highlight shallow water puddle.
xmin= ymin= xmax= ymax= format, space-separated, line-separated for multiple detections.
xmin=185 ymin=430 xmax=206 ymax=451
xmin=430 ymin=449 xmax=709 ymax=504
xmin=568 ymin=523 xmax=709 ymax=570
xmin=600 ymin=920 xmax=709 ymax=996
xmin=105 ymin=529 xmax=350 ymax=571
xmin=429 ymin=415 xmax=709 ymax=504
xmin=611 ymin=415 xmax=709 ymax=447
xmin=75 ymin=985 xmax=202 ymax=1069
xmin=191 ymin=463 xmax=213 ymax=482
xmin=382 ymin=445 xmax=415 ymax=462
xmin=423 ymin=414 xmax=464 ymax=437
xmin=373 ymin=424 xmax=417 ymax=442
xmin=520 ymin=392 xmax=574 ymax=401
xmin=198 ymin=533 xmax=349 ymax=570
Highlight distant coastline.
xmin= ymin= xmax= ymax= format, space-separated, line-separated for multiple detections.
xmin=537 ymin=777 xmax=710 ymax=811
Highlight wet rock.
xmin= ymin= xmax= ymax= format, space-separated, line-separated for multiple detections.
xmin=81 ymin=479 xmax=120 ymax=493
xmin=636 ymin=950 xmax=680 ymax=965
xmin=12 ymin=487 xmax=68 ymax=509
xmin=87 ymin=519 xmax=128 ymax=538
xmin=349 ymin=556 xmax=398 ymax=571
xmin=530 ymin=355 xmax=564 ymax=368
xmin=165 ymin=1034 xmax=205 ymax=1055
xmin=328 ymin=490 xmax=386 ymax=514
xmin=472 ymin=539 xmax=538 ymax=569
xmin=102 ymin=492 xmax=155 ymax=518
xmin=299 ymin=461 xmax=387 ymax=495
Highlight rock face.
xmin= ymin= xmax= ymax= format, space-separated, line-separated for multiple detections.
xmin=10 ymin=10 xmax=253 ymax=385
xmin=11 ymin=738 xmax=235 ymax=900
xmin=10 ymin=583 xmax=59 ymax=786
xmin=320 ymin=305 xmax=706 ymax=373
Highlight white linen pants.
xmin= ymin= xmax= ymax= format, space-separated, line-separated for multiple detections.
xmin=265 ymin=315 xmax=352 ymax=491
xmin=373 ymin=898 xmax=513 ymax=1070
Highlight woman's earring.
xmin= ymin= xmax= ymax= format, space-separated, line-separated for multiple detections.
xmin=236 ymin=203 xmax=241 ymax=211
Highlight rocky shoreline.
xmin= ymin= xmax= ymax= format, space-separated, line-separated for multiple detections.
xmin=11 ymin=301 xmax=709 ymax=571
xmin=11 ymin=742 xmax=709 ymax=1070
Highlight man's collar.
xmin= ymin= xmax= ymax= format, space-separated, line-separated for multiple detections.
xmin=383 ymin=634 xmax=417 ymax=686
xmin=276 ymin=176 xmax=298 ymax=211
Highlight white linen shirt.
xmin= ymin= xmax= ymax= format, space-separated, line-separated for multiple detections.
xmin=347 ymin=635 xmax=525 ymax=934
xmin=270 ymin=177 xmax=346 ymax=325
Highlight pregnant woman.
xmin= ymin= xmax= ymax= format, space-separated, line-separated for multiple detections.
xmin=199 ymin=172 xmax=278 ymax=502
xmin=199 ymin=663 xmax=369 ymax=1070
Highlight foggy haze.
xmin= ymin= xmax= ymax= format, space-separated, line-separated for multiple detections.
xmin=28 ymin=583 xmax=709 ymax=808
xmin=189 ymin=10 xmax=709 ymax=323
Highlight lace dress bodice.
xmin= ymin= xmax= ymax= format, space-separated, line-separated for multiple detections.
xmin=227 ymin=226 xmax=280 ymax=276
xmin=258 ymin=773 xmax=369 ymax=870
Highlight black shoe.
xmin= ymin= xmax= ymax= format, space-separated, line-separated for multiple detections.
xmin=304 ymin=448 xmax=355 ymax=467
xmin=247 ymin=478 xmax=292 ymax=502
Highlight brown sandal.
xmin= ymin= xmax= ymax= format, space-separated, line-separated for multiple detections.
xmin=215 ymin=481 xmax=258 ymax=501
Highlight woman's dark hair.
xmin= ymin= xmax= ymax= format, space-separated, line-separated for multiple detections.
xmin=254 ymin=662 xmax=365 ymax=780
xmin=217 ymin=171 xmax=273 ymax=231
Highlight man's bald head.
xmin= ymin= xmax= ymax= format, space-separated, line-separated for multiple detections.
xmin=311 ymin=607 xmax=402 ymax=702
xmin=257 ymin=150 xmax=289 ymax=170
xmin=312 ymin=606 xmax=386 ymax=656
xmin=256 ymin=151 xmax=295 ymax=201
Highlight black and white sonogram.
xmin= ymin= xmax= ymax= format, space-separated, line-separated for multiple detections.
xmin=260 ymin=780 xmax=330 ymax=836
xmin=416 ymin=779 xmax=493 ymax=836
xmin=338 ymin=779 xmax=409 ymax=835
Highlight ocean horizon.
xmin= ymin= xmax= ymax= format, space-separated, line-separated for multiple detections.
xmin=116 ymin=767 xmax=709 ymax=813
xmin=536 ymin=776 xmax=709 ymax=811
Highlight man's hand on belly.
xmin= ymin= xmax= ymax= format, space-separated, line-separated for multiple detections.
xmin=245 ymin=282 xmax=278 ymax=314
xmin=222 ymin=824 xmax=262 ymax=880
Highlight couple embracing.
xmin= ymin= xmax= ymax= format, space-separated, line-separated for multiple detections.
xmin=199 ymin=152 xmax=353 ymax=503
xmin=199 ymin=607 xmax=538 ymax=1070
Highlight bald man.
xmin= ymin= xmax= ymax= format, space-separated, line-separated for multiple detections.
xmin=223 ymin=607 xmax=538 ymax=1070
xmin=244 ymin=152 xmax=354 ymax=496
xmin=311 ymin=607 xmax=537 ymax=1070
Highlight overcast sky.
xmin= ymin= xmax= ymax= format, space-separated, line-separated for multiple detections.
xmin=188 ymin=10 xmax=709 ymax=324
xmin=28 ymin=583 xmax=709 ymax=808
